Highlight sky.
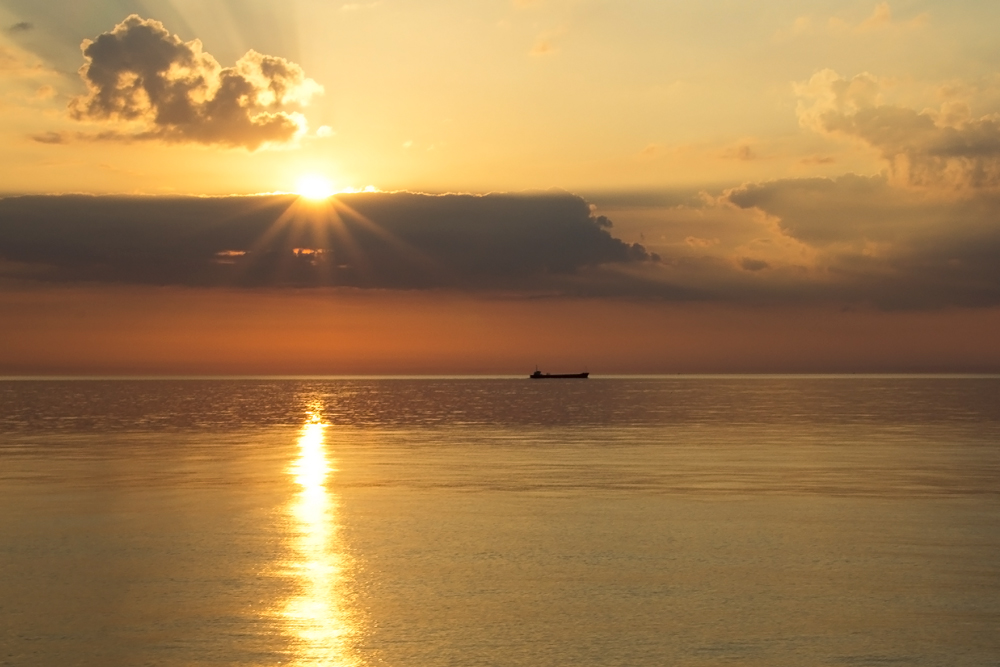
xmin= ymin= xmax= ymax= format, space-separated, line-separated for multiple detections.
xmin=1 ymin=0 xmax=999 ymax=373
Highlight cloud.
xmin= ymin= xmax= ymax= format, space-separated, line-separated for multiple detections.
xmin=799 ymin=155 xmax=836 ymax=166
xmin=68 ymin=15 xmax=322 ymax=150
xmin=857 ymin=2 xmax=893 ymax=31
xmin=32 ymin=84 xmax=56 ymax=100
xmin=797 ymin=69 xmax=1000 ymax=190
xmin=0 ymin=191 xmax=655 ymax=292
xmin=726 ymin=174 xmax=1000 ymax=308
xmin=829 ymin=2 xmax=929 ymax=33
xmin=0 ymin=43 xmax=54 ymax=78
xmin=7 ymin=22 xmax=33 ymax=33
xmin=779 ymin=4 xmax=927 ymax=39
xmin=685 ymin=236 xmax=720 ymax=248
xmin=585 ymin=170 xmax=1000 ymax=309
xmin=30 ymin=131 xmax=68 ymax=144
xmin=739 ymin=257 xmax=769 ymax=272
xmin=721 ymin=143 xmax=757 ymax=161
xmin=0 ymin=45 xmax=24 ymax=72
xmin=728 ymin=173 xmax=909 ymax=245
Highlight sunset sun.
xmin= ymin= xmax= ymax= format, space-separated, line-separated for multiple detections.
xmin=296 ymin=175 xmax=334 ymax=200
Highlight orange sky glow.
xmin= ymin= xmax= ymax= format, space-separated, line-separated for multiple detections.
xmin=2 ymin=286 xmax=999 ymax=375
xmin=1 ymin=1 xmax=999 ymax=374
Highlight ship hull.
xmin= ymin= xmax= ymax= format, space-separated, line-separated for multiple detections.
xmin=529 ymin=372 xmax=589 ymax=379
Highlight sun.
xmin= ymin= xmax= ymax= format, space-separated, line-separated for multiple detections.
xmin=295 ymin=175 xmax=335 ymax=200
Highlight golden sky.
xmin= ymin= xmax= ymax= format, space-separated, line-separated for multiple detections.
xmin=1 ymin=1 xmax=998 ymax=373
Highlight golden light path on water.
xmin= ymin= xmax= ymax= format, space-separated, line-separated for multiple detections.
xmin=284 ymin=407 xmax=359 ymax=666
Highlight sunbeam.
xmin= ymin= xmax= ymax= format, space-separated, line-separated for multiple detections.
xmin=224 ymin=193 xmax=445 ymax=288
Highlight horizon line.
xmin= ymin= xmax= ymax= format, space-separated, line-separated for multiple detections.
xmin=3 ymin=373 xmax=1000 ymax=381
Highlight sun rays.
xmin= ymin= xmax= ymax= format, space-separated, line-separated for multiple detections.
xmin=220 ymin=190 xmax=440 ymax=288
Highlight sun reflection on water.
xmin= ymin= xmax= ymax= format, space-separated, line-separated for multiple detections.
xmin=284 ymin=408 xmax=359 ymax=666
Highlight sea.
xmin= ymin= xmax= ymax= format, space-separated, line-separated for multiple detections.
xmin=1 ymin=376 xmax=998 ymax=667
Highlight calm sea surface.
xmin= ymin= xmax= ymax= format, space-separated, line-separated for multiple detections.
xmin=1 ymin=377 xmax=999 ymax=666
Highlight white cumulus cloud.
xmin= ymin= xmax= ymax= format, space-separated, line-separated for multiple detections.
xmin=70 ymin=15 xmax=323 ymax=150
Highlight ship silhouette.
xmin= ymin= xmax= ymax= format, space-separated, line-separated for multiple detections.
xmin=529 ymin=367 xmax=589 ymax=379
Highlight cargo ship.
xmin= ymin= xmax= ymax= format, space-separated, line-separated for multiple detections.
xmin=529 ymin=369 xmax=589 ymax=379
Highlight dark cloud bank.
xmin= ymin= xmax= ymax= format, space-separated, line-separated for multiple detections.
xmin=1 ymin=185 xmax=998 ymax=309
xmin=0 ymin=191 xmax=656 ymax=292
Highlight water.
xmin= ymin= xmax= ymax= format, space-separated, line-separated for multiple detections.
xmin=1 ymin=377 xmax=999 ymax=666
